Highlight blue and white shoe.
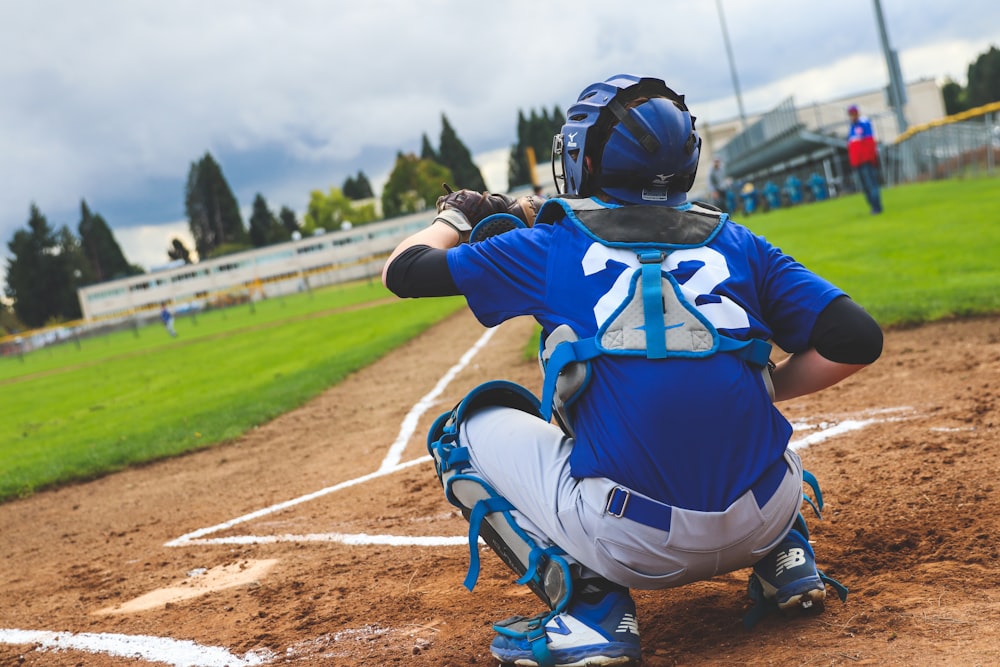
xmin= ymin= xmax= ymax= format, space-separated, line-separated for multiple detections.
xmin=751 ymin=528 xmax=826 ymax=611
xmin=490 ymin=589 xmax=641 ymax=666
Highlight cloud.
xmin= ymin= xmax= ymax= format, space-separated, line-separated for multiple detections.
xmin=2 ymin=0 xmax=999 ymax=280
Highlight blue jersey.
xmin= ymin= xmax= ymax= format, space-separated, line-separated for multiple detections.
xmin=447 ymin=199 xmax=842 ymax=512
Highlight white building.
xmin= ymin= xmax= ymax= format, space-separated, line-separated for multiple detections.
xmin=77 ymin=212 xmax=429 ymax=322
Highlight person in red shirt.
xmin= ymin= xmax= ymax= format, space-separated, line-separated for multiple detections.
xmin=846 ymin=105 xmax=883 ymax=214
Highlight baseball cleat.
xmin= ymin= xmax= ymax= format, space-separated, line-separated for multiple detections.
xmin=490 ymin=589 xmax=641 ymax=666
xmin=750 ymin=528 xmax=826 ymax=611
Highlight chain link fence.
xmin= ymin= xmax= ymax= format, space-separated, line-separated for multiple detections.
xmin=882 ymin=102 xmax=1000 ymax=186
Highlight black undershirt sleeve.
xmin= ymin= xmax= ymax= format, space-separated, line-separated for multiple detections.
xmin=808 ymin=295 xmax=883 ymax=364
xmin=384 ymin=245 xmax=459 ymax=298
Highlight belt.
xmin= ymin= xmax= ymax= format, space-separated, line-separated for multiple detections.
xmin=604 ymin=457 xmax=787 ymax=532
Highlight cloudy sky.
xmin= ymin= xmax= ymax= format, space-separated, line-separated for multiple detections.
xmin=2 ymin=1 xmax=998 ymax=275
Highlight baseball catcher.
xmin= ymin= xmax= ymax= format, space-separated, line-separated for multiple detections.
xmin=382 ymin=74 xmax=882 ymax=666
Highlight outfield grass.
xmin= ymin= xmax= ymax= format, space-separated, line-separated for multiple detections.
xmin=735 ymin=177 xmax=1000 ymax=325
xmin=2 ymin=177 xmax=999 ymax=502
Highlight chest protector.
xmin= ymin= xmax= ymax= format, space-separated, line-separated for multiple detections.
xmin=535 ymin=198 xmax=773 ymax=434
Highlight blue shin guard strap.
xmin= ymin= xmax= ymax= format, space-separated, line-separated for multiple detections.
xmin=441 ymin=444 xmax=470 ymax=472
xmin=802 ymin=469 xmax=824 ymax=517
xmin=525 ymin=617 xmax=555 ymax=667
xmin=742 ymin=574 xmax=771 ymax=630
xmin=494 ymin=611 xmax=557 ymax=667
xmin=464 ymin=495 xmax=515 ymax=591
xmin=819 ymin=570 xmax=849 ymax=602
xmin=515 ymin=545 xmax=565 ymax=586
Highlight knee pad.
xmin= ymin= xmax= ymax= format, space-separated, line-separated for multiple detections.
xmin=426 ymin=381 xmax=573 ymax=613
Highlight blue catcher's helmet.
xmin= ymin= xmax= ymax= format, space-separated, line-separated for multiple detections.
xmin=552 ymin=74 xmax=701 ymax=206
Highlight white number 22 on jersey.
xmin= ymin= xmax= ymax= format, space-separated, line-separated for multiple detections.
xmin=582 ymin=243 xmax=749 ymax=330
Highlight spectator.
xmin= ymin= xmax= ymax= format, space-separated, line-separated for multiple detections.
xmin=763 ymin=181 xmax=782 ymax=211
xmin=740 ymin=181 xmax=758 ymax=215
xmin=160 ymin=303 xmax=177 ymax=337
xmin=708 ymin=157 xmax=728 ymax=212
xmin=784 ymin=175 xmax=803 ymax=205
xmin=846 ymin=105 xmax=882 ymax=214
xmin=807 ymin=172 xmax=829 ymax=202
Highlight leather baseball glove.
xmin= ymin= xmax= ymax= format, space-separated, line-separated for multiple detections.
xmin=434 ymin=184 xmax=545 ymax=243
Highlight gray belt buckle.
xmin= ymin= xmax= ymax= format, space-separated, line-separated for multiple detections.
xmin=606 ymin=486 xmax=630 ymax=518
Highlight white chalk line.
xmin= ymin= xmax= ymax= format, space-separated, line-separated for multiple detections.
xmin=379 ymin=326 xmax=497 ymax=472
xmin=0 ymin=629 xmax=275 ymax=667
xmin=165 ymin=456 xmax=432 ymax=547
xmin=167 ymin=326 xmax=496 ymax=548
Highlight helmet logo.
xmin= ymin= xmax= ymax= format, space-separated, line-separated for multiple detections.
xmin=653 ymin=173 xmax=673 ymax=185
xmin=567 ymin=131 xmax=579 ymax=148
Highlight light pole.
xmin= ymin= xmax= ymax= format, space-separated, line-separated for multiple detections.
xmin=872 ymin=0 xmax=908 ymax=134
xmin=715 ymin=0 xmax=748 ymax=130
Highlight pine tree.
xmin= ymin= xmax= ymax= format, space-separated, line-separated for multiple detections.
xmin=4 ymin=205 xmax=80 ymax=326
xmin=507 ymin=106 xmax=564 ymax=189
xmin=508 ymin=110 xmax=532 ymax=189
xmin=278 ymin=207 xmax=300 ymax=237
xmin=342 ymin=174 xmax=359 ymax=199
xmin=78 ymin=200 xmax=135 ymax=282
xmin=437 ymin=115 xmax=486 ymax=191
xmin=354 ymin=171 xmax=374 ymax=199
xmin=185 ymin=152 xmax=247 ymax=258
xmin=342 ymin=170 xmax=375 ymax=200
xmin=53 ymin=226 xmax=87 ymax=320
xmin=420 ymin=133 xmax=439 ymax=162
xmin=248 ymin=193 xmax=285 ymax=247
xmin=966 ymin=46 xmax=1000 ymax=108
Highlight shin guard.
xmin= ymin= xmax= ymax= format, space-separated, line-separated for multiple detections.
xmin=427 ymin=381 xmax=573 ymax=614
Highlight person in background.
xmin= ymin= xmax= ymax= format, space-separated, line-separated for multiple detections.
xmin=762 ymin=180 xmax=782 ymax=211
xmin=784 ymin=174 xmax=803 ymax=206
xmin=807 ymin=172 xmax=829 ymax=202
xmin=740 ymin=180 xmax=758 ymax=215
xmin=846 ymin=105 xmax=882 ymax=214
xmin=708 ymin=157 xmax=728 ymax=212
xmin=160 ymin=302 xmax=177 ymax=337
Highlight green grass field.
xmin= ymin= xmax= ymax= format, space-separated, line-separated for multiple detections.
xmin=735 ymin=176 xmax=1000 ymax=324
xmin=1 ymin=281 xmax=465 ymax=501
xmin=2 ymin=177 xmax=998 ymax=502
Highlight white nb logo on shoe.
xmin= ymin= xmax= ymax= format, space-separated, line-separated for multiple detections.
xmin=775 ymin=548 xmax=807 ymax=575
xmin=616 ymin=614 xmax=640 ymax=636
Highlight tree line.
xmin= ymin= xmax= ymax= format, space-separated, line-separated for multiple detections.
xmin=2 ymin=107 xmax=563 ymax=331
xmin=942 ymin=45 xmax=1000 ymax=115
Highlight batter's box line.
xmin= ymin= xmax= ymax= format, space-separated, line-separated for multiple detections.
xmin=167 ymin=327 xmax=499 ymax=549
xmin=165 ymin=455 xmax=467 ymax=547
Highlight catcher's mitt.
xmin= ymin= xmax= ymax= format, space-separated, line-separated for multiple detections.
xmin=434 ymin=184 xmax=544 ymax=243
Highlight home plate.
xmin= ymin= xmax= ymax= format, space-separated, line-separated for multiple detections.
xmin=95 ymin=559 xmax=279 ymax=615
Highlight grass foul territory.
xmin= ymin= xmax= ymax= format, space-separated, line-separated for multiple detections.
xmin=1 ymin=281 xmax=464 ymax=502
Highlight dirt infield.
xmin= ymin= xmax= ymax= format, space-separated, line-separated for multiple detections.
xmin=1 ymin=310 xmax=998 ymax=666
